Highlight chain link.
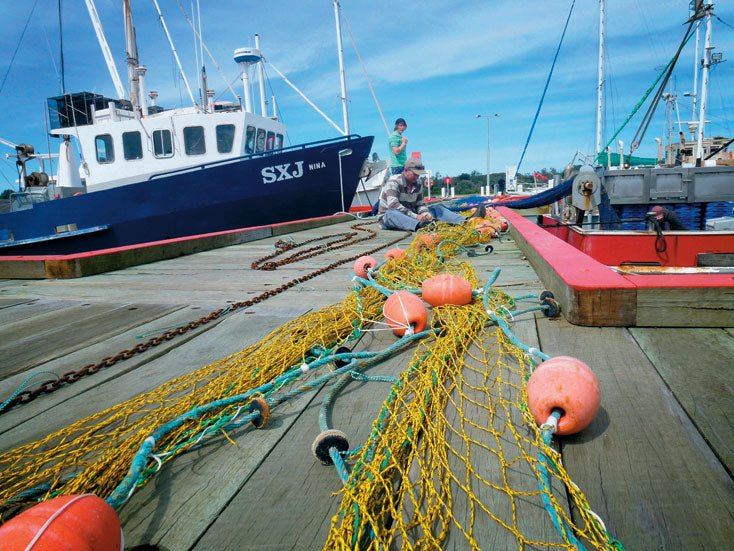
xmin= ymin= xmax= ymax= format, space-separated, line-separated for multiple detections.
xmin=1 ymin=221 xmax=408 ymax=415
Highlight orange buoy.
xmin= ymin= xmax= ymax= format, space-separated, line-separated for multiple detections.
xmin=421 ymin=273 xmax=473 ymax=307
xmin=0 ymin=494 xmax=122 ymax=551
xmin=526 ymin=356 xmax=601 ymax=436
xmin=384 ymin=248 xmax=405 ymax=260
xmin=353 ymin=255 xmax=377 ymax=278
xmin=382 ymin=291 xmax=428 ymax=336
xmin=417 ymin=233 xmax=438 ymax=248
xmin=499 ymin=220 xmax=509 ymax=232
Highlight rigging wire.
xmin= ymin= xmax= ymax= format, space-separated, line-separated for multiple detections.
xmin=0 ymin=0 xmax=41 ymax=96
xmin=514 ymin=0 xmax=575 ymax=178
xmin=341 ymin=11 xmax=390 ymax=137
xmin=58 ymin=0 xmax=65 ymax=93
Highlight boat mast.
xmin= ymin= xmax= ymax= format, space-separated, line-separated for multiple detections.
xmin=691 ymin=4 xmax=701 ymax=118
xmin=84 ymin=0 xmax=126 ymax=99
xmin=255 ymin=34 xmax=268 ymax=117
xmin=695 ymin=0 xmax=713 ymax=164
xmin=595 ymin=0 xmax=605 ymax=157
xmin=333 ymin=0 xmax=349 ymax=135
xmin=123 ymin=0 xmax=139 ymax=112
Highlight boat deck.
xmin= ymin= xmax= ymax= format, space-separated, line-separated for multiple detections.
xmin=0 ymin=219 xmax=732 ymax=549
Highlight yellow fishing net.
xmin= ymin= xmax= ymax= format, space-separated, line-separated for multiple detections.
xmin=0 ymin=221 xmax=617 ymax=549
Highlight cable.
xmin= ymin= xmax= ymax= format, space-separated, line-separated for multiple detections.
xmin=0 ymin=0 xmax=41 ymax=96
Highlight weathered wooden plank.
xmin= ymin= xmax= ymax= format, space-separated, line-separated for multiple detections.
xmin=536 ymin=320 xmax=734 ymax=548
xmin=191 ymin=327 xmax=412 ymax=550
xmin=0 ymin=312 xmax=306 ymax=451
xmin=0 ymin=297 xmax=36 ymax=310
xmin=629 ymin=327 xmax=734 ymax=473
xmin=0 ymin=303 xmax=181 ymax=380
xmin=0 ymin=305 xmax=223 ymax=435
xmin=635 ymin=287 xmax=734 ymax=327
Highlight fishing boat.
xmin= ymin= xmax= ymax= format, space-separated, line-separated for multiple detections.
xmin=0 ymin=1 xmax=373 ymax=256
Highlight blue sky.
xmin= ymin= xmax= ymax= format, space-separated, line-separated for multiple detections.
xmin=1 ymin=0 xmax=733 ymax=188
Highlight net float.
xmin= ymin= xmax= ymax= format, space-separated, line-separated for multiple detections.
xmin=382 ymin=291 xmax=428 ymax=337
xmin=526 ymin=356 xmax=601 ymax=435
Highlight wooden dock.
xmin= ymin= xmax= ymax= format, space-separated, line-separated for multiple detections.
xmin=0 ymin=218 xmax=732 ymax=549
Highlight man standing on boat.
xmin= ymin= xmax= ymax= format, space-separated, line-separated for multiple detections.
xmin=650 ymin=205 xmax=685 ymax=230
xmin=379 ymin=158 xmax=468 ymax=231
xmin=389 ymin=118 xmax=409 ymax=175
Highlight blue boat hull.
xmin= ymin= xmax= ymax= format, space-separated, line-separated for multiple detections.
xmin=0 ymin=135 xmax=373 ymax=255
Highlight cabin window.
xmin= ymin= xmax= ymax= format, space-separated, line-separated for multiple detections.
xmin=256 ymin=128 xmax=266 ymax=153
xmin=275 ymin=134 xmax=284 ymax=150
xmin=245 ymin=125 xmax=256 ymax=154
xmin=184 ymin=126 xmax=206 ymax=155
xmin=95 ymin=134 xmax=114 ymax=164
xmin=153 ymin=129 xmax=174 ymax=158
xmin=265 ymin=131 xmax=275 ymax=151
xmin=122 ymin=131 xmax=143 ymax=160
xmin=216 ymin=124 xmax=236 ymax=153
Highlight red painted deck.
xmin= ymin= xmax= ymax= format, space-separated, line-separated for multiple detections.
xmin=500 ymin=207 xmax=734 ymax=327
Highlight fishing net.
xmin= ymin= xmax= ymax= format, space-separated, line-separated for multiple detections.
xmin=0 ymin=220 xmax=619 ymax=549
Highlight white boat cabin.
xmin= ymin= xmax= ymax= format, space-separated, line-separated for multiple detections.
xmin=48 ymin=92 xmax=286 ymax=192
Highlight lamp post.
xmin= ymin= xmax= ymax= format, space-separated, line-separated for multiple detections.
xmin=476 ymin=113 xmax=499 ymax=194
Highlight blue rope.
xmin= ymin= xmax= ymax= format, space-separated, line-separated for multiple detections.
xmin=514 ymin=0 xmax=576 ymax=178
xmin=0 ymin=372 xmax=60 ymax=414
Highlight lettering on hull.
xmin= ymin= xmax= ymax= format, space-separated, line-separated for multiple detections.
xmin=261 ymin=161 xmax=305 ymax=184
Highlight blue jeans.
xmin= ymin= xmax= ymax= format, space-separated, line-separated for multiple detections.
xmin=381 ymin=205 xmax=465 ymax=231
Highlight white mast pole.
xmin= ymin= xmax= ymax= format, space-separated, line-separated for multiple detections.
xmin=695 ymin=0 xmax=713 ymax=164
xmin=151 ymin=0 xmax=198 ymax=108
xmin=691 ymin=19 xmax=701 ymax=118
xmin=84 ymin=0 xmax=126 ymax=99
xmin=595 ymin=0 xmax=605 ymax=157
xmin=255 ymin=34 xmax=268 ymax=117
xmin=123 ymin=0 xmax=139 ymax=112
xmin=333 ymin=0 xmax=349 ymax=134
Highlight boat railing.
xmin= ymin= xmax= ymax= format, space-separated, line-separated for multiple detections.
xmin=148 ymin=134 xmax=367 ymax=181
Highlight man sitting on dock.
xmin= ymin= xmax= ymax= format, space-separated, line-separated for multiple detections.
xmin=650 ymin=205 xmax=685 ymax=231
xmin=378 ymin=158 xmax=469 ymax=231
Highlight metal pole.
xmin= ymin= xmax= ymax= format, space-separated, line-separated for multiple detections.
xmin=695 ymin=1 xmax=713 ymax=164
xmin=595 ymin=0 xmax=605 ymax=157
xmin=486 ymin=117 xmax=491 ymax=194
xmin=334 ymin=0 xmax=349 ymax=134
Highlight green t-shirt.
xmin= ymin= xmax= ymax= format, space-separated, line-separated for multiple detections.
xmin=389 ymin=131 xmax=407 ymax=168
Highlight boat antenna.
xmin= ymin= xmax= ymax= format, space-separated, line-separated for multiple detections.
xmin=83 ymin=0 xmax=126 ymax=99
xmin=151 ymin=0 xmax=198 ymax=109
xmin=196 ymin=0 xmax=208 ymax=112
xmin=333 ymin=0 xmax=349 ymax=134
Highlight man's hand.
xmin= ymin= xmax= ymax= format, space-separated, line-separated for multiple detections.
xmin=419 ymin=212 xmax=432 ymax=222
xmin=401 ymin=137 xmax=408 ymax=146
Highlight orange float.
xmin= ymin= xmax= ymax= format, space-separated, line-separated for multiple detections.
xmin=526 ymin=356 xmax=601 ymax=436
xmin=421 ymin=273 xmax=473 ymax=307
xmin=384 ymin=248 xmax=405 ymax=260
xmin=417 ymin=233 xmax=439 ymax=248
xmin=353 ymin=255 xmax=377 ymax=278
xmin=0 ymin=494 xmax=122 ymax=551
xmin=382 ymin=291 xmax=428 ymax=336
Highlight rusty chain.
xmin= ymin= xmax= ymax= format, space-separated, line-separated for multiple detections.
xmin=1 ymin=221 xmax=409 ymax=415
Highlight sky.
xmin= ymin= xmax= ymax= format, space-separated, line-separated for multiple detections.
xmin=0 ymin=0 xmax=733 ymax=188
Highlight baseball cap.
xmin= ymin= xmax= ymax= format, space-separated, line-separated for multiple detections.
xmin=651 ymin=205 xmax=664 ymax=220
xmin=395 ymin=118 xmax=407 ymax=126
xmin=404 ymin=157 xmax=426 ymax=174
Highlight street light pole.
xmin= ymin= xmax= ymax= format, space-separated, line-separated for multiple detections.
xmin=476 ymin=113 xmax=499 ymax=194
